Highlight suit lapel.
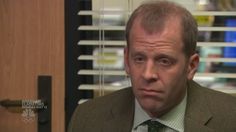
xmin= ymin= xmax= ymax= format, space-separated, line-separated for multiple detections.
xmin=185 ymin=118 xmax=215 ymax=132
xmin=102 ymin=88 xmax=135 ymax=132
xmin=184 ymin=81 xmax=214 ymax=132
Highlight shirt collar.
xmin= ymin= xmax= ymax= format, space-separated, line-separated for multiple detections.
xmin=132 ymin=92 xmax=187 ymax=132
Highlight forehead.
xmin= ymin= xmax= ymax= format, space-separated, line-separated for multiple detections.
xmin=129 ymin=17 xmax=184 ymax=51
xmin=131 ymin=15 xmax=183 ymax=35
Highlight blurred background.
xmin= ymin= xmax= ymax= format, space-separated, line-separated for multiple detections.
xmin=73 ymin=0 xmax=236 ymax=101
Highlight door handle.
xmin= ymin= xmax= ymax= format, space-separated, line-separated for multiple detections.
xmin=0 ymin=99 xmax=23 ymax=107
xmin=0 ymin=99 xmax=46 ymax=110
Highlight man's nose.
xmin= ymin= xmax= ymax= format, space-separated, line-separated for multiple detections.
xmin=142 ymin=61 xmax=158 ymax=81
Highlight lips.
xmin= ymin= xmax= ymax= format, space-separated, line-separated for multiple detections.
xmin=139 ymin=88 xmax=164 ymax=97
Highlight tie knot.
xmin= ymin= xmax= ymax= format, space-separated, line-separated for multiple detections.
xmin=144 ymin=120 xmax=164 ymax=132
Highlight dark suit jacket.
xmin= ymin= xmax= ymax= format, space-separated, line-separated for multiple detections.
xmin=68 ymin=81 xmax=236 ymax=132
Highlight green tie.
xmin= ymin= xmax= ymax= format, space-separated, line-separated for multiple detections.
xmin=145 ymin=120 xmax=164 ymax=132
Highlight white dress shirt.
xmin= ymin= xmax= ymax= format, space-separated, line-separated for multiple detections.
xmin=132 ymin=92 xmax=187 ymax=132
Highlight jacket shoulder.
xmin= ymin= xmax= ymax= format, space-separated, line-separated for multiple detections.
xmin=78 ymin=88 xmax=132 ymax=111
xmin=68 ymin=88 xmax=133 ymax=132
xmin=188 ymin=81 xmax=236 ymax=131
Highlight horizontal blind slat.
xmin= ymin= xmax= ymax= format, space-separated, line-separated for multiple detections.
xmin=192 ymin=11 xmax=236 ymax=16
xmin=200 ymin=58 xmax=236 ymax=62
xmin=198 ymin=27 xmax=236 ymax=31
xmin=78 ymin=70 xmax=236 ymax=78
xmin=78 ymin=84 xmax=236 ymax=94
xmin=78 ymin=26 xmax=236 ymax=31
xmin=78 ymin=40 xmax=236 ymax=47
xmin=78 ymin=40 xmax=126 ymax=46
xmin=78 ymin=26 xmax=125 ymax=30
xmin=78 ymin=55 xmax=123 ymax=60
xmin=78 ymin=55 xmax=236 ymax=63
xmin=78 ymin=84 xmax=126 ymax=90
xmin=78 ymin=70 xmax=126 ymax=75
xmin=197 ymin=42 xmax=236 ymax=47
xmin=78 ymin=11 xmax=236 ymax=16
xmin=195 ymin=73 xmax=236 ymax=78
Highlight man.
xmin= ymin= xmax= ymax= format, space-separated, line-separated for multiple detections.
xmin=68 ymin=1 xmax=236 ymax=132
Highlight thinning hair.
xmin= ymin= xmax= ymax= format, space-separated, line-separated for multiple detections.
xmin=125 ymin=1 xmax=198 ymax=57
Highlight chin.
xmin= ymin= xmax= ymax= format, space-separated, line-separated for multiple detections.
xmin=138 ymin=97 xmax=164 ymax=115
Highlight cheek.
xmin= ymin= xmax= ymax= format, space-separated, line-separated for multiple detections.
xmin=159 ymin=71 xmax=187 ymax=105
xmin=159 ymin=64 xmax=187 ymax=89
xmin=129 ymin=68 xmax=140 ymax=81
xmin=128 ymin=66 xmax=143 ymax=87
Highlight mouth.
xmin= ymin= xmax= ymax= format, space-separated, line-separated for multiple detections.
xmin=139 ymin=88 xmax=164 ymax=97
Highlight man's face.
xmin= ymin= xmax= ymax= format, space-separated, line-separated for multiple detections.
xmin=124 ymin=18 xmax=199 ymax=117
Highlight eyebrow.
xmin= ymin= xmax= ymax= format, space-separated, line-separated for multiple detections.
xmin=130 ymin=51 xmax=146 ymax=57
xmin=131 ymin=50 xmax=176 ymax=60
xmin=155 ymin=54 xmax=174 ymax=59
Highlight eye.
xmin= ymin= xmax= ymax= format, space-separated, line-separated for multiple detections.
xmin=158 ymin=58 xmax=172 ymax=66
xmin=134 ymin=56 xmax=145 ymax=63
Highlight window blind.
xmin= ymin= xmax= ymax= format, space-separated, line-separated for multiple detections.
xmin=77 ymin=0 xmax=236 ymax=98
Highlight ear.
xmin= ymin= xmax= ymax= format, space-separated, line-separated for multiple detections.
xmin=124 ymin=47 xmax=130 ymax=75
xmin=187 ymin=53 xmax=199 ymax=80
